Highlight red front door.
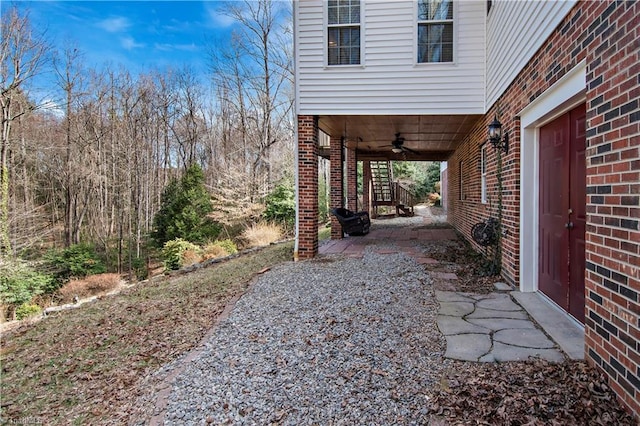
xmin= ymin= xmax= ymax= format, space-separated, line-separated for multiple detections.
xmin=538 ymin=104 xmax=586 ymax=323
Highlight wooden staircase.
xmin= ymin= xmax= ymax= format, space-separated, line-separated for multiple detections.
xmin=368 ymin=161 xmax=415 ymax=217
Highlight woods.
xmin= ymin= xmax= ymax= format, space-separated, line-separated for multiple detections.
xmin=1 ymin=2 xmax=294 ymax=318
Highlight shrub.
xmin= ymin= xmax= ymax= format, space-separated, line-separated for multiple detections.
xmin=152 ymin=165 xmax=221 ymax=246
xmin=215 ymin=239 xmax=238 ymax=255
xmin=202 ymin=243 xmax=228 ymax=260
xmin=263 ymin=178 xmax=295 ymax=230
xmin=242 ymin=222 xmax=283 ymax=247
xmin=58 ymin=273 xmax=121 ymax=303
xmin=0 ymin=258 xmax=53 ymax=308
xmin=44 ymin=244 xmax=106 ymax=289
xmin=161 ymin=238 xmax=201 ymax=271
xmin=15 ymin=303 xmax=42 ymax=320
xmin=202 ymin=239 xmax=238 ymax=260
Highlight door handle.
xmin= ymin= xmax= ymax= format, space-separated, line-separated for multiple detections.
xmin=565 ymin=222 xmax=574 ymax=229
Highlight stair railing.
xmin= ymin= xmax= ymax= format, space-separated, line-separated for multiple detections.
xmin=394 ymin=182 xmax=415 ymax=212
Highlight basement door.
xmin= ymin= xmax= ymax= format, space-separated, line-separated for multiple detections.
xmin=538 ymin=104 xmax=586 ymax=323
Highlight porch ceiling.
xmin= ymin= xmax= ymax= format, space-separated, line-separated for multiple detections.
xmin=318 ymin=114 xmax=482 ymax=161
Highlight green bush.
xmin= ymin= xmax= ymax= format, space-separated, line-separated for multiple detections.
xmin=15 ymin=303 xmax=42 ymax=320
xmin=0 ymin=258 xmax=53 ymax=307
xmin=152 ymin=165 xmax=221 ymax=246
xmin=131 ymin=257 xmax=149 ymax=281
xmin=215 ymin=239 xmax=238 ymax=255
xmin=263 ymin=178 xmax=295 ymax=229
xmin=161 ymin=238 xmax=201 ymax=271
xmin=44 ymin=244 xmax=106 ymax=289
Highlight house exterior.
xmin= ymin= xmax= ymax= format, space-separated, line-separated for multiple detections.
xmin=294 ymin=0 xmax=639 ymax=418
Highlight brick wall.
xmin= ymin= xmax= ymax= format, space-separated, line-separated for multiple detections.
xmin=448 ymin=0 xmax=639 ymax=417
xmin=330 ymin=136 xmax=343 ymax=239
xmin=346 ymin=147 xmax=358 ymax=211
xmin=583 ymin=0 xmax=639 ymax=417
xmin=297 ymin=115 xmax=319 ymax=259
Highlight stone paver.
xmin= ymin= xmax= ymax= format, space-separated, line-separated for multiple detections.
xmin=444 ymin=334 xmax=492 ymax=362
xmin=436 ymin=291 xmax=565 ymax=363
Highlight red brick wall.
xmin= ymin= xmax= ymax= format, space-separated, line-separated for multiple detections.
xmin=346 ymin=147 xmax=357 ymax=211
xmin=583 ymin=0 xmax=639 ymax=417
xmin=448 ymin=0 xmax=639 ymax=417
xmin=297 ymin=115 xmax=319 ymax=259
xmin=330 ymin=136 xmax=343 ymax=239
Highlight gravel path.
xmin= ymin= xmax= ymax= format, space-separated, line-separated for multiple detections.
xmin=162 ymin=246 xmax=448 ymax=425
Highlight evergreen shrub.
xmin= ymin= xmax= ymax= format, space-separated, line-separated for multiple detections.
xmin=161 ymin=238 xmax=201 ymax=271
xmin=152 ymin=165 xmax=221 ymax=246
xmin=263 ymin=178 xmax=295 ymax=230
xmin=0 ymin=258 xmax=53 ymax=311
xmin=44 ymin=244 xmax=106 ymax=289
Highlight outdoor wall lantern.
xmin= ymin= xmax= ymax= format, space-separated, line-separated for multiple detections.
xmin=488 ymin=116 xmax=509 ymax=154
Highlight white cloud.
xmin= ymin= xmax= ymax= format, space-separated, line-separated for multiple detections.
xmin=40 ymin=99 xmax=64 ymax=118
xmin=204 ymin=3 xmax=235 ymax=28
xmin=97 ymin=16 xmax=131 ymax=33
xmin=154 ymin=42 xmax=199 ymax=52
xmin=121 ymin=37 xmax=145 ymax=50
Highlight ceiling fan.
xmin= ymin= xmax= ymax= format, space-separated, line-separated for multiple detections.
xmin=389 ymin=133 xmax=418 ymax=154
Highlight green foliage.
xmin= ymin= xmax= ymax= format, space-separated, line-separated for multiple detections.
xmin=131 ymin=257 xmax=149 ymax=281
xmin=263 ymin=178 xmax=295 ymax=229
xmin=44 ymin=244 xmax=106 ymax=289
xmin=0 ymin=258 xmax=53 ymax=307
xmin=161 ymin=238 xmax=201 ymax=271
xmin=215 ymin=239 xmax=238 ymax=255
xmin=392 ymin=161 xmax=441 ymax=202
xmin=424 ymin=161 xmax=441 ymax=193
xmin=319 ymin=176 xmax=329 ymax=222
xmin=152 ymin=165 xmax=221 ymax=246
xmin=15 ymin=303 xmax=42 ymax=320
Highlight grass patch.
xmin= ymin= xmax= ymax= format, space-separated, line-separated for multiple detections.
xmin=318 ymin=224 xmax=331 ymax=241
xmin=0 ymin=242 xmax=294 ymax=424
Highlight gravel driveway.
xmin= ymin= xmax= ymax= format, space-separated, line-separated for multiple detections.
xmin=161 ymin=247 xmax=449 ymax=425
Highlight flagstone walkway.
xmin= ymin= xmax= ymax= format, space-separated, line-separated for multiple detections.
xmin=320 ymin=206 xmax=583 ymax=364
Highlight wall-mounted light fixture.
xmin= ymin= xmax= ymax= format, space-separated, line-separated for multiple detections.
xmin=488 ymin=116 xmax=509 ymax=154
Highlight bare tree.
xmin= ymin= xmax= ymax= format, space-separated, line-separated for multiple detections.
xmin=0 ymin=6 xmax=50 ymax=256
xmin=209 ymin=0 xmax=294 ymax=202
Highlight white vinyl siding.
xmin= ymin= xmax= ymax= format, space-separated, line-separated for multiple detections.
xmin=486 ymin=0 xmax=577 ymax=108
xmin=295 ymin=0 xmax=485 ymax=115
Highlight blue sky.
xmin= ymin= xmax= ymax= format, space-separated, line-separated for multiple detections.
xmin=11 ymin=0 xmax=238 ymax=78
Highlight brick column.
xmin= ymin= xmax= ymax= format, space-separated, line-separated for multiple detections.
xmin=329 ymin=136 xmax=343 ymax=239
xmin=346 ymin=146 xmax=357 ymax=211
xmin=363 ymin=160 xmax=371 ymax=214
xmin=296 ymin=115 xmax=319 ymax=259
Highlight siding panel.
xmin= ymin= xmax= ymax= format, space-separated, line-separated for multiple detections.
xmin=486 ymin=0 xmax=577 ymax=108
xmin=296 ymin=0 xmax=486 ymax=115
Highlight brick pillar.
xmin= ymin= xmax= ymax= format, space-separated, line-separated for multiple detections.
xmin=329 ymin=136 xmax=344 ymax=239
xmin=296 ymin=115 xmax=319 ymax=259
xmin=363 ymin=160 xmax=371 ymax=214
xmin=346 ymin=146 xmax=357 ymax=211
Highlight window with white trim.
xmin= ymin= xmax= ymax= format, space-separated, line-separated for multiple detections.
xmin=481 ymin=144 xmax=488 ymax=203
xmin=417 ymin=0 xmax=453 ymax=63
xmin=327 ymin=0 xmax=361 ymax=65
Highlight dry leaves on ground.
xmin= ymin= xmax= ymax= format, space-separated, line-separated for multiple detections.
xmin=428 ymin=359 xmax=636 ymax=425
xmin=0 ymin=242 xmax=294 ymax=425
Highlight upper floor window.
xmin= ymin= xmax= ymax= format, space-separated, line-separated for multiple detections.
xmin=328 ymin=0 xmax=361 ymax=65
xmin=417 ymin=0 xmax=453 ymax=63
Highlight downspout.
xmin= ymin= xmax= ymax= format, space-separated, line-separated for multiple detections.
xmin=294 ymin=122 xmax=300 ymax=261
xmin=293 ymin=0 xmax=300 ymax=261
